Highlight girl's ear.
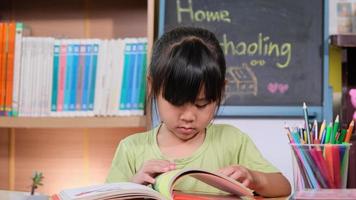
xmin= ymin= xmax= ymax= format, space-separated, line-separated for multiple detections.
xmin=147 ymin=75 xmax=152 ymax=97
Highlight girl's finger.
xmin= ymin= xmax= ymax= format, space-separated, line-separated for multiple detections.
xmin=143 ymin=174 xmax=156 ymax=185
xmin=229 ymin=170 xmax=243 ymax=181
xmin=218 ymin=167 xmax=235 ymax=176
xmin=242 ymin=179 xmax=251 ymax=187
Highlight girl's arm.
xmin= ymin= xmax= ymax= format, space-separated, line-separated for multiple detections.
xmin=217 ymin=165 xmax=291 ymax=197
xmin=251 ymin=170 xmax=291 ymax=197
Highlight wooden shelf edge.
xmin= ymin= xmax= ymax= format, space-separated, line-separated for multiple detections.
xmin=0 ymin=116 xmax=147 ymax=128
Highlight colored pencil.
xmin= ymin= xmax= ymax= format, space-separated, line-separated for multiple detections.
xmin=303 ymin=102 xmax=311 ymax=144
xmin=319 ymin=120 xmax=326 ymax=141
xmin=325 ymin=123 xmax=333 ymax=144
xmin=344 ymin=120 xmax=354 ymax=143
xmin=331 ymin=115 xmax=339 ymax=144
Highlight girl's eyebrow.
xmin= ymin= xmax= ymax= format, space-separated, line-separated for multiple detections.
xmin=195 ymin=98 xmax=208 ymax=102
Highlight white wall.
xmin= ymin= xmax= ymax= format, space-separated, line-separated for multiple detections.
xmin=214 ymin=118 xmax=304 ymax=189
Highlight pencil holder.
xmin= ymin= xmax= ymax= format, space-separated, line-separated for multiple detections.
xmin=290 ymin=143 xmax=351 ymax=191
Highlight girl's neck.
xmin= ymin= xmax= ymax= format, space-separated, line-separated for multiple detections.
xmin=156 ymin=123 xmax=206 ymax=159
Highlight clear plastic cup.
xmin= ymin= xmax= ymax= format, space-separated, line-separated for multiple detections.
xmin=290 ymin=143 xmax=351 ymax=191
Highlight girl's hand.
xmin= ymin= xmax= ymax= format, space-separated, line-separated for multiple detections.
xmin=132 ymin=159 xmax=176 ymax=185
xmin=216 ymin=165 xmax=256 ymax=189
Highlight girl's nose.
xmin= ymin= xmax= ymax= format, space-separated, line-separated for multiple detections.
xmin=179 ymin=104 xmax=196 ymax=122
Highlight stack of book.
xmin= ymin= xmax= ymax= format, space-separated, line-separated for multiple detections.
xmin=0 ymin=21 xmax=147 ymax=117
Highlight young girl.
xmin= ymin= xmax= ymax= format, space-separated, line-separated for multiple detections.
xmin=106 ymin=27 xmax=291 ymax=197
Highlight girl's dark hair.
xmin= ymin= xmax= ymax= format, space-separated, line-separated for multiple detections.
xmin=148 ymin=26 xmax=226 ymax=107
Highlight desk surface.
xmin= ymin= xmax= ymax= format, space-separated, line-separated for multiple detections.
xmin=0 ymin=190 xmax=288 ymax=200
xmin=0 ymin=190 xmax=27 ymax=200
xmin=0 ymin=190 xmax=49 ymax=200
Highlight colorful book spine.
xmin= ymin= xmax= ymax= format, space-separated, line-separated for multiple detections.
xmin=69 ymin=42 xmax=80 ymax=111
xmin=63 ymin=42 xmax=74 ymax=112
xmin=51 ymin=40 xmax=60 ymax=112
xmin=0 ymin=22 xmax=8 ymax=115
xmin=0 ymin=23 xmax=4 ymax=114
xmin=130 ymin=42 xmax=140 ymax=114
xmin=57 ymin=40 xmax=67 ymax=112
xmin=119 ymin=40 xmax=134 ymax=115
xmin=137 ymin=39 xmax=147 ymax=115
xmin=5 ymin=22 xmax=16 ymax=115
xmin=88 ymin=42 xmax=98 ymax=112
xmin=81 ymin=42 xmax=91 ymax=111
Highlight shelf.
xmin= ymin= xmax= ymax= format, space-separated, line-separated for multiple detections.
xmin=330 ymin=34 xmax=356 ymax=47
xmin=0 ymin=116 xmax=146 ymax=128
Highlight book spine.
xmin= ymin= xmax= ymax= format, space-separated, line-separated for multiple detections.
xmin=34 ymin=38 xmax=44 ymax=116
xmin=44 ymin=38 xmax=55 ymax=116
xmin=18 ymin=37 xmax=28 ymax=116
xmin=63 ymin=41 xmax=73 ymax=113
xmin=70 ymin=42 xmax=80 ymax=112
xmin=130 ymin=41 xmax=140 ymax=115
xmin=11 ymin=22 xmax=24 ymax=117
xmin=38 ymin=38 xmax=47 ymax=116
xmin=94 ymin=39 xmax=106 ymax=116
xmin=76 ymin=41 xmax=86 ymax=113
xmin=5 ymin=22 xmax=16 ymax=116
xmin=51 ymin=40 xmax=60 ymax=113
xmin=0 ymin=23 xmax=8 ymax=115
xmin=81 ymin=42 xmax=91 ymax=112
xmin=138 ymin=39 xmax=147 ymax=115
xmin=35 ymin=38 xmax=43 ymax=116
xmin=109 ymin=39 xmax=124 ymax=116
xmin=119 ymin=39 xmax=133 ymax=115
xmin=103 ymin=40 xmax=112 ymax=116
xmin=29 ymin=37 xmax=38 ymax=116
xmin=57 ymin=40 xmax=67 ymax=113
xmin=88 ymin=42 xmax=98 ymax=114
xmin=0 ymin=23 xmax=3 ymax=115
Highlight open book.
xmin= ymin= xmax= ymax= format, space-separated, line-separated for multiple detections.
xmin=56 ymin=168 xmax=254 ymax=200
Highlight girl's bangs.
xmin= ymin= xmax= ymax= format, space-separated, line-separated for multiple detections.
xmin=162 ymin=40 xmax=223 ymax=106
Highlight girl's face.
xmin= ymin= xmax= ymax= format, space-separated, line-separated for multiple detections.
xmin=157 ymin=88 xmax=217 ymax=141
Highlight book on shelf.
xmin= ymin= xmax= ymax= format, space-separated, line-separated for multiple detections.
xmin=0 ymin=21 xmax=148 ymax=117
xmin=11 ymin=22 xmax=24 ymax=117
xmin=54 ymin=168 xmax=254 ymax=200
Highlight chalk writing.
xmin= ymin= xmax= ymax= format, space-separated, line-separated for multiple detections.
xmin=176 ymin=0 xmax=231 ymax=23
xmin=220 ymin=33 xmax=291 ymax=69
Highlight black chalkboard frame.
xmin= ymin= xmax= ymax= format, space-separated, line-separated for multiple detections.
xmin=157 ymin=0 xmax=333 ymax=122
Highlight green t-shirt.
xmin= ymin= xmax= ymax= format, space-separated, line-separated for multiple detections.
xmin=106 ymin=123 xmax=279 ymax=194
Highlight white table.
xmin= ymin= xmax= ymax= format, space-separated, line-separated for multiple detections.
xmin=0 ymin=190 xmax=48 ymax=200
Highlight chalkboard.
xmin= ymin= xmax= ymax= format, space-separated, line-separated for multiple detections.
xmin=159 ymin=0 xmax=332 ymax=120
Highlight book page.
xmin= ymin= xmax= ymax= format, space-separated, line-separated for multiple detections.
xmin=153 ymin=168 xmax=253 ymax=199
xmin=59 ymin=182 xmax=165 ymax=200
xmin=189 ymin=172 xmax=253 ymax=197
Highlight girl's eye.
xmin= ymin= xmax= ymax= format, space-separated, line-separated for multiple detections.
xmin=195 ymin=103 xmax=209 ymax=109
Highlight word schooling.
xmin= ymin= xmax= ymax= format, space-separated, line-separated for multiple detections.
xmin=220 ymin=33 xmax=292 ymax=69
xmin=176 ymin=0 xmax=231 ymax=23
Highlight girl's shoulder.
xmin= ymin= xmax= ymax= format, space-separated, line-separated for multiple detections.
xmin=208 ymin=123 xmax=251 ymax=142
xmin=120 ymin=129 xmax=155 ymax=146
xmin=207 ymin=124 xmax=252 ymax=150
